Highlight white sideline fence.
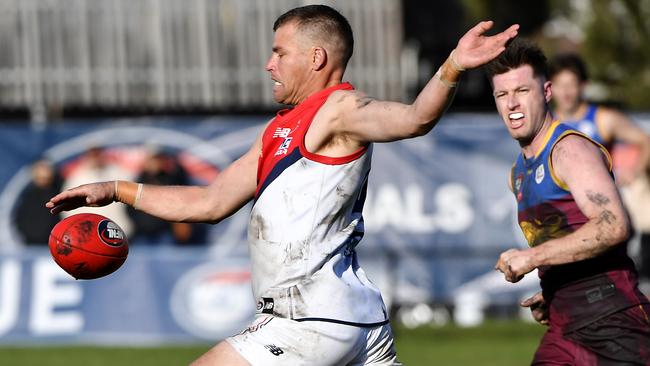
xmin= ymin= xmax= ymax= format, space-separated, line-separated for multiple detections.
xmin=0 ymin=0 xmax=417 ymax=116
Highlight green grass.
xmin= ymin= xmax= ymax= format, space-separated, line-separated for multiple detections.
xmin=0 ymin=346 xmax=204 ymax=366
xmin=0 ymin=320 xmax=545 ymax=365
xmin=394 ymin=320 xmax=545 ymax=366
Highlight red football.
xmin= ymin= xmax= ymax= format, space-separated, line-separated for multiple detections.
xmin=48 ymin=213 xmax=129 ymax=280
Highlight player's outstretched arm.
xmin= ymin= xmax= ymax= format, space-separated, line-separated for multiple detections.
xmin=496 ymin=135 xmax=630 ymax=282
xmin=329 ymin=21 xmax=519 ymax=143
xmin=46 ymin=130 xmax=263 ymax=224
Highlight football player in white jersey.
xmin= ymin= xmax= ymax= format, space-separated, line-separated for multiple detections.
xmin=47 ymin=5 xmax=518 ymax=365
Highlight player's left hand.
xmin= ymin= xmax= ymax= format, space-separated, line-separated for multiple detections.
xmin=46 ymin=182 xmax=116 ymax=214
xmin=453 ymin=21 xmax=519 ymax=70
xmin=520 ymin=291 xmax=549 ymax=325
xmin=495 ymin=248 xmax=535 ymax=283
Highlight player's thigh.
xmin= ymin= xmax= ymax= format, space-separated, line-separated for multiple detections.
xmin=190 ymin=340 xmax=250 ymax=366
xmin=348 ymin=323 xmax=401 ymax=366
xmin=226 ymin=315 xmax=364 ymax=366
xmin=532 ymin=327 xmax=597 ymax=365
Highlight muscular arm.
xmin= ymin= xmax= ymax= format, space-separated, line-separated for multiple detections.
xmin=129 ymin=133 xmax=260 ymax=223
xmin=47 ymin=128 xmax=263 ymax=224
xmin=496 ymin=135 xmax=630 ymax=282
xmin=324 ymin=21 xmax=519 ymax=145
xmin=329 ymin=60 xmax=459 ymax=143
xmin=534 ymin=135 xmax=630 ymax=263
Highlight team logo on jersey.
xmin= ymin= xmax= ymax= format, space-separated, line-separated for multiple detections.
xmin=535 ymin=164 xmax=545 ymax=184
xmin=274 ymin=137 xmax=293 ymax=156
xmin=273 ymin=128 xmax=291 ymax=138
xmin=514 ymin=174 xmax=524 ymax=201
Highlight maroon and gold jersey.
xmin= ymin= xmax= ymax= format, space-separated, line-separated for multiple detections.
xmin=511 ymin=121 xmax=649 ymax=332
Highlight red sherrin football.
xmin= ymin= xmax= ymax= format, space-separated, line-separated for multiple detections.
xmin=48 ymin=213 xmax=129 ymax=280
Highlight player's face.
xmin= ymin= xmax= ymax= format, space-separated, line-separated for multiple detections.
xmin=265 ymin=22 xmax=312 ymax=105
xmin=492 ymin=65 xmax=552 ymax=145
xmin=551 ymin=70 xmax=583 ymax=113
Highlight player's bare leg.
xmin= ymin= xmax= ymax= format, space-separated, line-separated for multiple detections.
xmin=190 ymin=341 xmax=250 ymax=366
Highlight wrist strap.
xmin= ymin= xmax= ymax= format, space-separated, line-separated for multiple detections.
xmin=449 ymin=49 xmax=466 ymax=72
xmin=435 ymin=51 xmax=464 ymax=88
xmin=134 ymin=183 xmax=144 ymax=210
xmin=114 ymin=180 xmax=142 ymax=207
xmin=436 ymin=70 xmax=458 ymax=88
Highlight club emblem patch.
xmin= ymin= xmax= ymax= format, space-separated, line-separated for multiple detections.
xmin=535 ymin=165 xmax=545 ymax=184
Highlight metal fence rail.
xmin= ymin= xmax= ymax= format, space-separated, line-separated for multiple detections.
xmin=0 ymin=0 xmax=414 ymax=114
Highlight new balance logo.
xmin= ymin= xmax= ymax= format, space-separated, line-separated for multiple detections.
xmin=256 ymin=297 xmax=274 ymax=314
xmin=273 ymin=128 xmax=291 ymax=138
xmin=264 ymin=344 xmax=284 ymax=356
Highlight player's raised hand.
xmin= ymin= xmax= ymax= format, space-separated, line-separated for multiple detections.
xmin=453 ymin=21 xmax=519 ymax=70
xmin=520 ymin=291 xmax=549 ymax=325
xmin=46 ymin=181 xmax=116 ymax=214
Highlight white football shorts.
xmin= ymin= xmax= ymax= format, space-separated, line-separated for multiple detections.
xmin=226 ymin=315 xmax=401 ymax=366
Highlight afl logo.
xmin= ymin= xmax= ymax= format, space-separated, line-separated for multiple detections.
xmin=97 ymin=219 xmax=125 ymax=247
xmin=170 ymin=263 xmax=255 ymax=339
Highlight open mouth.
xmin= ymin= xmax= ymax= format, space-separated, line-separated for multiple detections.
xmin=508 ymin=112 xmax=525 ymax=128
xmin=509 ymin=112 xmax=524 ymax=120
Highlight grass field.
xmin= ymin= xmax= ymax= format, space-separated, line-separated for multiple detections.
xmin=0 ymin=320 xmax=545 ymax=365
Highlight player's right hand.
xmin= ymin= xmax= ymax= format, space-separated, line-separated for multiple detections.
xmin=46 ymin=181 xmax=116 ymax=214
xmin=454 ymin=21 xmax=519 ymax=70
xmin=520 ymin=291 xmax=548 ymax=325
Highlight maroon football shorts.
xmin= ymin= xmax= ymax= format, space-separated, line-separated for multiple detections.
xmin=532 ymin=304 xmax=650 ymax=365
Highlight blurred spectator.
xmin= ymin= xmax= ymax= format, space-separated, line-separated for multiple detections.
xmin=15 ymin=159 xmax=62 ymax=245
xmin=62 ymin=146 xmax=134 ymax=236
xmin=550 ymin=53 xmax=650 ymax=289
xmin=127 ymin=147 xmax=205 ymax=245
xmin=549 ymin=53 xmax=650 ymax=182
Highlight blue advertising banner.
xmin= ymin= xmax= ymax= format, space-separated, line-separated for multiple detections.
xmin=0 ymin=114 xmax=525 ymax=254
xmin=0 ymin=248 xmax=253 ymax=343
xmin=0 ymin=247 xmax=399 ymax=344
xmin=11 ymin=114 xmax=650 ymax=342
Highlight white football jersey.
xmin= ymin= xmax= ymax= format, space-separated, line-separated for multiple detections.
xmin=249 ymin=83 xmax=388 ymax=326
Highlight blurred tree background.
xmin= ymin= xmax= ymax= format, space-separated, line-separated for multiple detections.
xmin=2 ymin=0 xmax=648 ymax=119
xmin=443 ymin=0 xmax=650 ymax=110
xmin=570 ymin=0 xmax=650 ymax=109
